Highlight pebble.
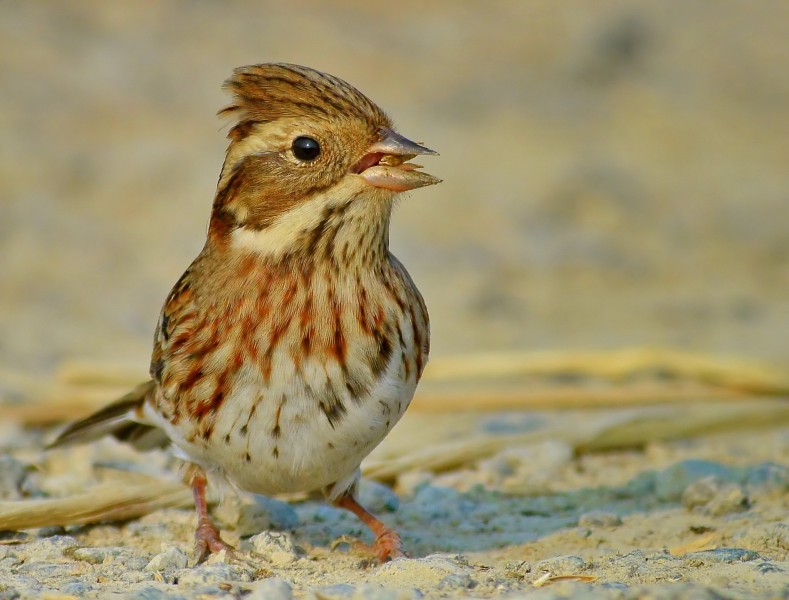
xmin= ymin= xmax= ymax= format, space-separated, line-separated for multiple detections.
xmin=22 ymin=535 xmax=81 ymax=561
xmin=654 ymin=460 xmax=738 ymax=502
xmin=69 ymin=546 xmax=126 ymax=564
xmin=681 ymin=476 xmax=721 ymax=509
xmin=402 ymin=485 xmax=472 ymax=521
xmin=144 ymin=544 xmax=188 ymax=572
xmin=577 ymin=511 xmax=622 ymax=528
xmin=684 ymin=548 xmax=760 ymax=563
xmin=533 ymin=555 xmax=587 ymax=575
xmin=371 ymin=554 xmax=473 ymax=590
xmin=236 ymin=495 xmax=299 ymax=537
xmin=352 ymin=584 xmax=422 ymax=599
xmin=245 ymin=531 xmax=299 ymax=567
xmin=307 ymin=583 xmax=356 ymax=599
xmin=59 ymin=580 xmax=93 ymax=596
xmin=358 ymin=479 xmax=400 ymax=514
xmin=120 ymin=570 xmax=155 ymax=584
xmin=124 ymin=586 xmax=188 ymax=600
xmin=174 ymin=561 xmax=254 ymax=586
xmin=703 ymin=483 xmax=749 ymax=516
xmin=504 ymin=560 xmax=531 ymax=579
xmin=741 ymin=462 xmax=789 ymax=492
xmin=681 ymin=475 xmax=749 ymax=515
xmin=247 ymin=577 xmax=294 ymax=600
xmin=14 ymin=561 xmax=79 ymax=578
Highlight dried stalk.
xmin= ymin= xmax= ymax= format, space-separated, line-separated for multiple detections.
xmin=425 ymin=347 xmax=789 ymax=395
xmin=363 ymin=399 xmax=789 ymax=482
xmin=410 ymin=383 xmax=747 ymax=412
xmin=0 ymin=481 xmax=191 ymax=531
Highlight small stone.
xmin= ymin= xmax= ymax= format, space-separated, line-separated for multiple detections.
xmin=577 ymin=511 xmax=622 ymax=528
xmin=358 ymin=480 xmax=400 ymax=514
xmin=680 ymin=476 xmax=749 ymax=516
xmin=69 ymin=546 xmax=126 ymax=564
xmin=482 ymin=441 xmax=574 ymax=492
xmin=741 ymin=462 xmax=789 ymax=492
xmin=437 ymin=573 xmax=474 ymax=589
xmin=60 ymin=581 xmax=93 ymax=596
xmin=533 ymin=555 xmax=587 ymax=575
xmin=681 ymin=476 xmax=721 ymax=509
xmin=703 ymin=483 xmax=749 ymax=516
xmin=371 ymin=554 xmax=473 ymax=589
xmin=236 ymin=495 xmax=299 ymax=537
xmin=125 ymin=587 xmax=187 ymax=600
xmin=247 ymin=577 xmax=294 ymax=600
xmin=655 ymin=460 xmax=737 ymax=502
xmin=685 ymin=548 xmax=759 ymax=563
xmin=404 ymin=485 xmax=465 ymax=520
xmin=352 ymin=583 xmax=422 ymax=600
xmin=175 ymin=561 xmax=254 ymax=586
xmin=23 ymin=535 xmax=81 ymax=561
xmin=755 ymin=561 xmax=783 ymax=574
xmin=307 ymin=583 xmax=356 ymax=599
xmin=622 ymin=471 xmax=656 ymax=496
xmin=504 ymin=560 xmax=531 ymax=579
xmin=15 ymin=561 xmax=78 ymax=578
xmin=144 ymin=544 xmax=188 ymax=572
xmin=119 ymin=570 xmax=155 ymax=584
xmin=246 ymin=531 xmax=299 ymax=567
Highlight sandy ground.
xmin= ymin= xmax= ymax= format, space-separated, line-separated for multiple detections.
xmin=1 ymin=2 xmax=788 ymax=598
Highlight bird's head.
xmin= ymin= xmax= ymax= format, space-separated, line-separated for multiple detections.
xmin=208 ymin=63 xmax=440 ymax=260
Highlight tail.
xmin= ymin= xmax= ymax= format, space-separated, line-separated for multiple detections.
xmin=48 ymin=380 xmax=170 ymax=451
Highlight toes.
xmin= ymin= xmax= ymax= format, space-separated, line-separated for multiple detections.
xmin=373 ymin=530 xmax=405 ymax=562
xmin=193 ymin=522 xmax=235 ymax=564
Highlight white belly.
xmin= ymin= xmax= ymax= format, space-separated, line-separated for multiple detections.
xmin=157 ymin=318 xmax=419 ymax=498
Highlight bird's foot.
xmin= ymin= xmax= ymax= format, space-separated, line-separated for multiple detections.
xmin=333 ymin=491 xmax=407 ymax=562
xmin=371 ymin=526 xmax=405 ymax=562
xmin=193 ymin=519 xmax=235 ymax=564
xmin=333 ymin=528 xmax=406 ymax=562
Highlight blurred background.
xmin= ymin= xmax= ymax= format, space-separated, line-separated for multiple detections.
xmin=1 ymin=1 xmax=788 ymax=381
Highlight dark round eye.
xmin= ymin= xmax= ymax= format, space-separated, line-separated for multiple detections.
xmin=292 ymin=136 xmax=321 ymax=161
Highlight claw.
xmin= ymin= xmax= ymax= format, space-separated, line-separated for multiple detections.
xmin=371 ymin=527 xmax=405 ymax=562
xmin=334 ymin=491 xmax=406 ymax=563
xmin=193 ymin=519 xmax=235 ymax=564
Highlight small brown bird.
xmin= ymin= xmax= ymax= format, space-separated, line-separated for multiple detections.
xmin=50 ymin=63 xmax=439 ymax=562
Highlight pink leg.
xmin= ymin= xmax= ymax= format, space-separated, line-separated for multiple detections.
xmin=335 ymin=493 xmax=405 ymax=562
xmin=190 ymin=470 xmax=233 ymax=563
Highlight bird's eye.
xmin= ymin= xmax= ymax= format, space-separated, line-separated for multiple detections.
xmin=292 ymin=136 xmax=321 ymax=161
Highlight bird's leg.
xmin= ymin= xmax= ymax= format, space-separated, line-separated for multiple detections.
xmin=189 ymin=468 xmax=233 ymax=563
xmin=335 ymin=492 xmax=405 ymax=562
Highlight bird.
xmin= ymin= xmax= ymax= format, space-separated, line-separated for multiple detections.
xmin=49 ymin=63 xmax=440 ymax=563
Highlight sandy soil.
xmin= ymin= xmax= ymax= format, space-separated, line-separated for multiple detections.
xmin=1 ymin=2 xmax=788 ymax=599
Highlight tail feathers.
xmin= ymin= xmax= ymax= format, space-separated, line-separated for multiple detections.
xmin=48 ymin=380 xmax=169 ymax=451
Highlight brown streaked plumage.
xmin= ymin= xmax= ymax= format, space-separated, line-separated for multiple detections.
xmin=49 ymin=63 xmax=439 ymax=563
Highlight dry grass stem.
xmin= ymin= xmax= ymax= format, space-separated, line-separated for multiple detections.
xmin=425 ymin=348 xmax=789 ymax=395
xmin=363 ymin=400 xmax=789 ymax=482
xmin=0 ymin=481 xmax=191 ymax=531
xmin=410 ymin=383 xmax=748 ymax=412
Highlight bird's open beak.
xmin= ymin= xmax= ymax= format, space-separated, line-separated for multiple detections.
xmin=352 ymin=128 xmax=441 ymax=192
